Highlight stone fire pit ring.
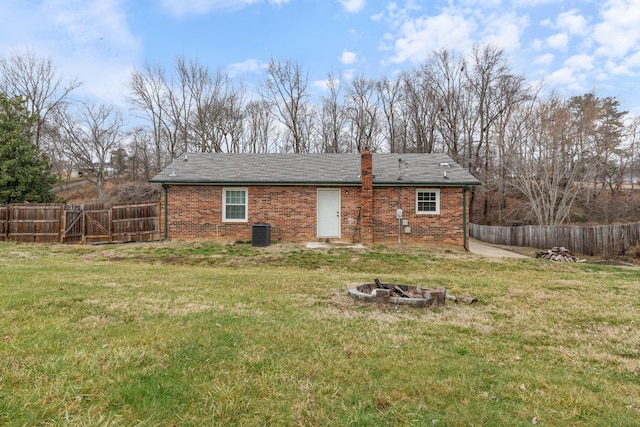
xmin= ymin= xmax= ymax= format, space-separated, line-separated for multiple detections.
xmin=347 ymin=282 xmax=447 ymax=308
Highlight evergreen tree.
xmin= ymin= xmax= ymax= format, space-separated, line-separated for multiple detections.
xmin=0 ymin=93 xmax=57 ymax=203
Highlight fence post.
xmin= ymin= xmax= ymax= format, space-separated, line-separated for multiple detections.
xmin=82 ymin=204 xmax=86 ymax=245
xmin=109 ymin=205 xmax=113 ymax=242
xmin=1 ymin=205 xmax=7 ymax=241
xmin=58 ymin=204 xmax=64 ymax=243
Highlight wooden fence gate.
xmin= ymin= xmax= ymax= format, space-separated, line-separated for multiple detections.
xmin=63 ymin=207 xmax=83 ymax=243
xmin=0 ymin=202 xmax=161 ymax=244
xmin=84 ymin=208 xmax=111 ymax=243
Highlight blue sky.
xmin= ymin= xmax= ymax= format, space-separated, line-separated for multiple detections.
xmin=1 ymin=0 xmax=640 ymax=114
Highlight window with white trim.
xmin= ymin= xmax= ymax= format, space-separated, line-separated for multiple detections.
xmin=223 ymin=188 xmax=248 ymax=222
xmin=416 ymin=189 xmax=440 ymax=214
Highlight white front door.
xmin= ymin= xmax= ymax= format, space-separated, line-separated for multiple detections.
xmin=317 ymin=189 xmax=341 ymax=238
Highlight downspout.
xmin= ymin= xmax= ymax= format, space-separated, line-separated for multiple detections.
xmin=163 ymin=184 xmax=169 ymax=241
xmin=463 ymin=186 xmax=468 ymax=251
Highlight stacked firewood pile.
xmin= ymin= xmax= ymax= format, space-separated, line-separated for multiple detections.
xmin=535 ymin=247 xmax=586 ymax=263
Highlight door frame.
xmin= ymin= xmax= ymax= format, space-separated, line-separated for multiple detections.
xmin=316 ymin=188 xmax=341 ymax=238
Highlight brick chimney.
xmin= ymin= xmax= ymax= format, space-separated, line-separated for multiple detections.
xmin=361 ymin=147 xmax=374 ymax=244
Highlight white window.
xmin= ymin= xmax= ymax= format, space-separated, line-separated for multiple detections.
xmin=223 ymin=188 xmax=248 ymax=222
xmin=416 ymin=189 xmax=440 ymax=214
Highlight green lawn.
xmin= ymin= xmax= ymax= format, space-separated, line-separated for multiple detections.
xmin=0 ymin=241 xmax=639 ymax=426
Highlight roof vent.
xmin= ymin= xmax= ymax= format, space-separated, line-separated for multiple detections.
xmin=440 ymin=162 xmax=450 ymax=178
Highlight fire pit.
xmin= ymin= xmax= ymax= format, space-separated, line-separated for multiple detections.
xmin=347 ymin=278 xmax=447 ymax=308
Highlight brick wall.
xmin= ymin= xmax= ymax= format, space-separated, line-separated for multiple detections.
xmin=371 ymin=186 xmax=466 ymax=246
xmin=162 ymin=184 xmax=468 ymax=246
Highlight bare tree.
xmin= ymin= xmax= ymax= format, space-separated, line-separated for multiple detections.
xmin=401 ymin=69 xmax=439 ymax=153
xmin=55 ymin=104 xmax=125 ymax=202
xmin=177 ymin=58 xmax=210 ymax=152
xmin=421 ymin=49 xmax=468 ymax=161
xmin=261 ymin=59 xmax=311 ymax=153
xmin=507 ymin=95 xmax=596 ymax=225
xmin=181 ymin=62 xmax=245 ymax=153
xmin=0 ymin=49 xmax=81 ymax=148
xmin=165 ymin=56 xmax=195 ymax=157
xmin=345 ymin=75 xmax=382 ymax=153
xmin=298 ymin=103 xmax=318 ymax=153
xmin=128 ymin=127 xmax=156 ymax=181
xmin=463 ymin=45 xmax=531 ymax=222
xmin=466 ymin=45 xmax=509 ymax=173
xmin=128 ymin=63 xmax=172 ymax=169
xmin=377 ymin=75 xmax=405 ymax=153
xmin=319 ymin=72 xmax=348 ymax=153
xmin=244 ymin=100 xmax=274 ymax=153
xmin=220 ymin=89 xmax=245 ymax=153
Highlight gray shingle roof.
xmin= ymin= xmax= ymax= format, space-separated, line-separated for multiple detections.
xmin=149 ymin=153 xmax=480 ymax=186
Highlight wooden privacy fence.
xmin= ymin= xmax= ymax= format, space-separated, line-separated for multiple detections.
xmin=470 ymin=222 xmax=640 ymax=258
xmin=0 ymin=202 xmax=161 ymax=244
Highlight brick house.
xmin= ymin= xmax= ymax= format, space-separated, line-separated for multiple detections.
xmin=149 ymin=149 xmax=480 ymax=248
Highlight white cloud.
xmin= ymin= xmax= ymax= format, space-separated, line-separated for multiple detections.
xmin=337 ymin=0 xmax=366 ymax=13
xmin=228 ymin=59 xmax=263 ymax=77
xmin=624 ymin=50 xmax=640 ymax=69
xmin=480 ymin=12 xmax=528 ymax=53
xmin=556 ymin=10 xmax=589 ymax=36
xmin=160 ymin=0 xmax=288 ymax=17
xmin=312 ymin=79 xmax=331 ymax=92
xmin=593 ymin=0 xmax=640 ymax=59
xmin=46 ymin=0 xmax=138 ymax=50
xmin=371 ymin=12 xmax=384 ymax=22
xmin=534 ymin=53 xmax=554 ymax=66
xmin=381 ymin=4 xmax=533 ymax=66
xmin=604 ymin=60 xmax=631 ymax=76
xmin=513 ymin=0 xmax=557 ymax=6
xmin=530 ymin=38 xmax=544 ymax=50
xmin=340 ymin=51 xmax=358 ymax=65
xmin=0 ymin=0 xmax=140 ymax=107
xmin=71 ymin=61 xmax=134 ymax=106
xmin=387 ymin=11 xmax=475 ymax=64
xmin=542 ymin=54 xmax=597 ymax=92
xmin=565 ymin=54 xmax=593 ymax=70
xmin=461 ymin=0 xmax=501 ymax=6
xmin=546 ymin=33 xmax=569 ymax=50
xmin=342 ymin=68 xmax=357 ymax=81
xmin=545 ymin=67 xmax=584 ymax=91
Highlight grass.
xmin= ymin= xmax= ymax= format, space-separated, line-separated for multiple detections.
xmin=0 ymin=240 xmax=639 ymax=426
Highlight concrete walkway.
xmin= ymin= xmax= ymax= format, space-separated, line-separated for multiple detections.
xmin=468 ymin=241 xmax=529 ymax=259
